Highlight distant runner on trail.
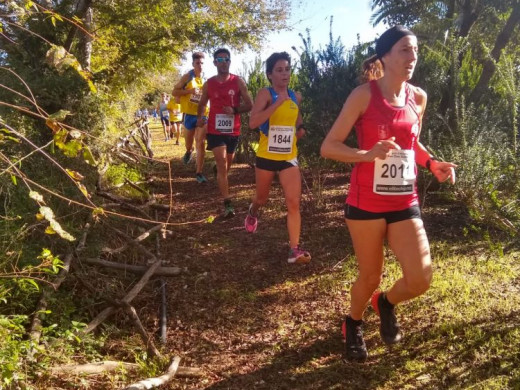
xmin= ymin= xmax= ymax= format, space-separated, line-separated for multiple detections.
xmin=167 ymin=96 xmax=183 ymax=145
xmin=172 ymin=51 xmax=209 ymax=183
xmin=245 ymin=51 xmax=311 ymax=264
xmin=157 ymin=93 xmax=171 ymax=142
xmin=321 ymin=25 xmax=457 ymax=362
xmin=197 ymin=48 xmax=253 ymax=218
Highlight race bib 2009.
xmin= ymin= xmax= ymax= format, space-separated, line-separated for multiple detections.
xmin=215 ymin=114 xmax=234 ymax=133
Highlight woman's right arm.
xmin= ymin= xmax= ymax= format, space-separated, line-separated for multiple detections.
xmin=249 ymin=88 xmax=288 ymax=129
xmin=320 ymin=84 xmax=400 ymax=163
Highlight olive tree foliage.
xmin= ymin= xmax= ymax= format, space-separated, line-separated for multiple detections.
xmin=370 ymin=0 xmax=514 ymax=38
xmin=90 ymin=0 xmax=290 ymax=90
xmin=370 ymin=1 xmax=520 ymax=110
xmin=0 ymin=0 xmax=291 ymax=119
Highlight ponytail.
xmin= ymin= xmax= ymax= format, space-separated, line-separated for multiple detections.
xmin=361 ymin=54 xmax=384 ymax=83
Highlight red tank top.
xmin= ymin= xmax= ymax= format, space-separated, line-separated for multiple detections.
xmin=346 ymin=80 xmax=421 ymax=212
xmin=207 ymin=74 xmax=241 ymax=136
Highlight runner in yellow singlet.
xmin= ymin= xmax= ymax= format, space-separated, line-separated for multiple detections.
xmin=172 ymin=52 xmax=209 ymax=183
xmin=167 ymin=96 xmax=182 ymax=145
xmin=245 ymin=52 xmax=311 ymax=264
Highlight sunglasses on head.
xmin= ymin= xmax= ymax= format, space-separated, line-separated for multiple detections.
xmin=215 ymin=57 xmax=230 ymax=63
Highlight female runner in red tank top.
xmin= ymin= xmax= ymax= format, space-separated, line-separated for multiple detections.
xmin=321 ymin=26 xmax=457 ymax=362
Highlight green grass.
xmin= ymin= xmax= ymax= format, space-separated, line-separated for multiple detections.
xmin=261 ymin=241 xmax=520 ymax=390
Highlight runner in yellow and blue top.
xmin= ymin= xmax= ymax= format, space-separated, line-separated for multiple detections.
xmin=245 ymin=51 xmax=311 ymax=264
xmin=167 ymin=96 xmax=182 ymax=145
xmin=172 ymin=52 xmax=209 ymax=183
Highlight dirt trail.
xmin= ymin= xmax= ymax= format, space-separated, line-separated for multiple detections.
xmin=135 ymin=121 xmax=467 ymax=390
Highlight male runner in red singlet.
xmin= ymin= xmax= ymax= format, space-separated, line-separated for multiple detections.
xmin=196 ymin=48 xmax=253 ymax=217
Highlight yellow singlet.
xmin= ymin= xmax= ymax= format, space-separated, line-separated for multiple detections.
xmin=167 ymin=100 xmax=182 ymax=122
xmin=179 ymin=70 xmax=208 ymax=116
xmin=257 ymin=91 xmax=299 ymax=161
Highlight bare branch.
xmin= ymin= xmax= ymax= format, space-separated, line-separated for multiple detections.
xmin=122 ymin=303 xmax=162 ymax=359
xmin=124 ymin=357 xmax=181 ymax=390
xmin=82 ymin=258 xmax=180 ymax=276
xmin=49 ymin=360 xmax=202 ymax=378
xmin=101 ymin=223 xmax=165 ymax=255
xmin=82 ymin=258 xmax=162 ymax=334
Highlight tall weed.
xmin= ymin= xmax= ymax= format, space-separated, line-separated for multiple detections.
xmin=446 ymin=99 xmax=519 ymax=233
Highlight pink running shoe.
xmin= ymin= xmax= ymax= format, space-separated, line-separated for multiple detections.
xmin=288 ymin=245 xmax=311 ymax=264
xmin=244 ymin=204 xmax=258 ymax=233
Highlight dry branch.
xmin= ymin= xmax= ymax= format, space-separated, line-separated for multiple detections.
xmin=123 ymin=303 xmax=162 ymax=359
xmin=49 ymin=360 xmax=202 ymax=378
xmin=83 ymin=258 xmax=180 ymax=276
xmin=51 ymin=361 xmax=139 ymax=375
xmin=136 ymin=120 xmax=154 ymax=158
xmin=103 ymin=223 xmax=157 ymax=259
xmin=124 ymin=178 xmax=150 ymax=199
xmin=124 ymin=356 xmax=181 ymax=390
xmin=83 ymin=221 xmax=167 ymax=334
xmin=96 ymin=191 xmax=150 ymax=219
xmin=82 ymin=258 xmax=162 ymax=334
xmin=115 ymin=150 xmax=141 ymax=165
xmin=102 ymin=223 xmax=165 ymax=255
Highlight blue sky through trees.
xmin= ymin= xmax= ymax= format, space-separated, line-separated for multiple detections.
xmin=179 ymin=1 xmax=386 ymax=76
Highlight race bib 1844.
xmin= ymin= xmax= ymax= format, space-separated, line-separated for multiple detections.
xmin=373 ymin=149 xmax=415 ymax=195
xmin=268 ymin=125 xmax=294 ymax=154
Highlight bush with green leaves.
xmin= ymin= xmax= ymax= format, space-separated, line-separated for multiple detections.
xmin=446 ymin=100 xmax=519 ymax=233
xmin=293 ymin=27 xmax=364 ymax=159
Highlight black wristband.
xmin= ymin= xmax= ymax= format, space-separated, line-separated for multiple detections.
xmin=233 ymin=106 xmax=239 ymax=114
xmin=426 ymin=157 xmax=437 ymax=171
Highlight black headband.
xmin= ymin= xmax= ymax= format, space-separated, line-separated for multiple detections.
xmin=375 ymin=25 xmax=415 ymax=59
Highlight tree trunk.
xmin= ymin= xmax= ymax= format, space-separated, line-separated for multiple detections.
xmin=79 ymin=6 xmax=93 ymax=71
xmin=458 ymin=0 xmax=480 ymax=38
xmin=469 ymin=4 xmax=520 ymax=103
xmin=63 ymin=0 xmax=93 ymax=70
xmin=438 ymin=1 xmax=481 ymax=129
xmin=446 ymin=0 xmax=456 ymax=20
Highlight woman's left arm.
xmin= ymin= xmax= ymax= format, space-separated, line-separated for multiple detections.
xmin=295 ymin=92 xmax=306 ymax=139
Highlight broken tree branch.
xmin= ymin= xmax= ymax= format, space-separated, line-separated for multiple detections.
xmin=124 ymin=178 xmax=150 ymax=199
xmin=124 ymin=356 xmax=181 ymax=390
xmin=122 ymin=303 xmax=162 ymax=359
xmin=49 ymin=360 xmax=202 ymax=378
xmin=82 ymin=257 xmax=162 ymax=334
xmin=96 ymin=191 xmax=151 ymax=219
xmin=102 ymin=222 xmax=157 ymax=259
xmin=83 ymin=258 xmax=180 ymax=276
xmin=102 ymin=223 xmax=165 ymax=255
